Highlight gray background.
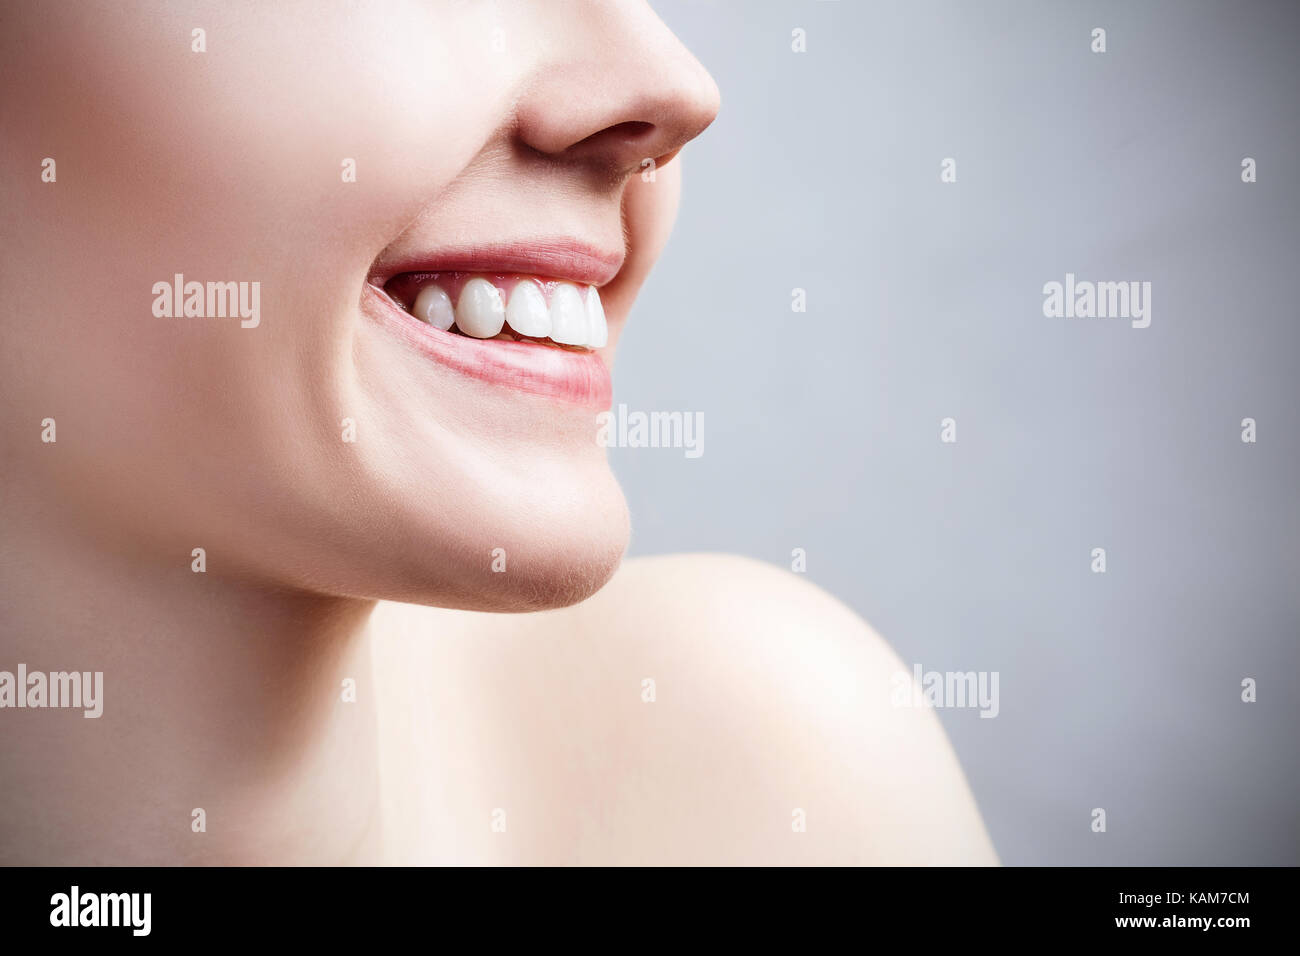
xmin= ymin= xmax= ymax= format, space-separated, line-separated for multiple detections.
xmin=612 ymin=0 xmax=1300 ymax=865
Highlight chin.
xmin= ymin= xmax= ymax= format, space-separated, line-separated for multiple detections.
xmin=317 ymin=452 xmax=632 ymax=614
xmin=468 ymin=490 xmax=631 ymax=613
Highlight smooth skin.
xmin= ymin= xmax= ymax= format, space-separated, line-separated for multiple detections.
xmin=374 ymin=555 xmax=997 ymax=865
xmin=0 ymin=0 xmax=996 ymax=864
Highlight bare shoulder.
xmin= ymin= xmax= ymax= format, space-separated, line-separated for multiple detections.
xmin=370 ymin=555 xmax=999 ymax=865
xmin=590 ymin=552 xmax=895 ymax=654
xmin=569 ymin=553 xmax=1000 ymax=865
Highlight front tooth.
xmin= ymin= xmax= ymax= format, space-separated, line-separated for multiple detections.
xmin=549 ymin=283 xmax=588 ymax=346
xmin=455 ymin=277 xmax=505 ymax=338
xmin=585 ymin=286 xmax=608 ymax=348
xmin=505 ymin=281 xmax=551 ymax=338
xmin=412 ymin=284 xmax=455 ymax=330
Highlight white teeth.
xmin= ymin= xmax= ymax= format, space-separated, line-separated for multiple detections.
xmin=406 ymin=275 xmax=607 ymax=349
xmin=412 ymin=284 xmax=455 ymax=330
xmin=505 ymin=281 xmax=551 ymax=338
xmin=585 ymin=286 xmax=608 ymax=348
xmin=549 ymin=283 xmax=588 ymax=346
xmin=455 ymin=277 xmax=505 ymax=338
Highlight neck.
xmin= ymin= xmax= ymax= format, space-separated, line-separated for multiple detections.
xmin=0 ymin=509 xmax=381 ymax=864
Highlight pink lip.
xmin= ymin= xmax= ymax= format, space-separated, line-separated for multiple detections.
xmin=364 ymin=237 xmax=621 ymax=407
xmin=369 ymin=238 xmax=624 ymax=288
xmin=363 ymin=284 xmax=612 ymax=408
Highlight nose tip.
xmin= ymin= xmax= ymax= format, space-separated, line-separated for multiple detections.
xmin=643 ymin=61 xmax=721 ymax=168
xmin=669 ymin=72 xmax=720 ymax=167
xmin=579 ymin=70 xmax=719 ymax=175
xmin=512 ymin=6 xmax=720 ymax=180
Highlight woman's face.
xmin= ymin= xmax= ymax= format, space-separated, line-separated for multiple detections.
xmin=1 ymin=1 xmax=718 ymax=609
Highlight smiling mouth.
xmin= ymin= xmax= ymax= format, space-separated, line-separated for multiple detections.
xmin=363 ymin=239 xmax=620 ymax=407
xmin=380 ymin=272 xmax=607 ymax=351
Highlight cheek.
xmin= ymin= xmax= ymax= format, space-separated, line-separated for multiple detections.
xmin=5 ymin=5 xmax=500 ymax=521
xmin=16 ymin=0 xmax=501 ymax=342
xmin=80 ymin=3 xmax=494 ymax=273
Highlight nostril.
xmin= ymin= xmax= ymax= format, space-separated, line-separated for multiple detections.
xmin=605 ymin=121 xmax=655 ymax=140
xmin=570 ymin=120 xmax=655 ymax=154
xmin=605 ymin=121 xmax=655 ymax=141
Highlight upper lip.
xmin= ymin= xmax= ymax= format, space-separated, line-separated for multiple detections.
xmin=368 ymin=238 xmax=624 ymax=289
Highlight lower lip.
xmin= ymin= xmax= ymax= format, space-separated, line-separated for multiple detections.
xmin=363 ymin=284 xmax=612 ymax=408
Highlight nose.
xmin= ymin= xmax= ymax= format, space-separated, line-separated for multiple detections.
xmin=512 ymin=1 xmax=720 ymax=180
